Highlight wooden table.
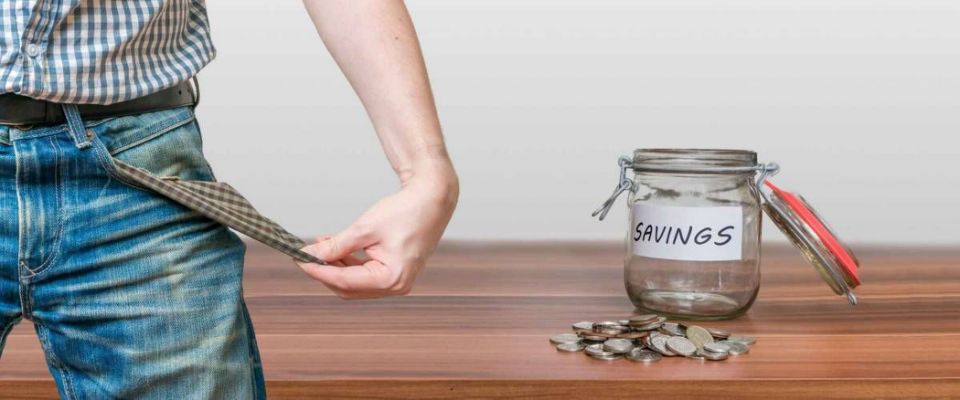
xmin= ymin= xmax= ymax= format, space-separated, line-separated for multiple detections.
xmin=1 ymin=242 xmax=959 ymax=399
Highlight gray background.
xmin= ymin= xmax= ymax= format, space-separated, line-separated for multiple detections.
xmin=197 ymin=0 xmax=959 ymax=245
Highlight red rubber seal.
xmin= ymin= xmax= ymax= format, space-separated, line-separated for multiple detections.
xmin=765 ymin=181 xmax=861 ymax=286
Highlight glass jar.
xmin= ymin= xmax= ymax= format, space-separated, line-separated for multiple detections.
xmin=626 ymin=149 xmax=763 ymax=319
xmin=594 ymin=148 xmax=862 ymax=320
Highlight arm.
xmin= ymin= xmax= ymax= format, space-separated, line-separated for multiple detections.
xmin=296 ymin=0 xmax=459 ymax=299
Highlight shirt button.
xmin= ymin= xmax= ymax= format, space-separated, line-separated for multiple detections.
xmin=25 ymin=44 xmax=40 ymax=57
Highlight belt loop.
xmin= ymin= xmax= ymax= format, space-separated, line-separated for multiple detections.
xmin=61 ymin=104 xmax=92 ymax=149
xmin=190 ymin=76 xmax=200 ymax=109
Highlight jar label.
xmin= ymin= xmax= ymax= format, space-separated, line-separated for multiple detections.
xmin=631 ymin=204 xmax=743 ymax=261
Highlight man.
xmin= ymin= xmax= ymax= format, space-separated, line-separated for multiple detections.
xmin=0 ymin=0 xmax=457 ymax=398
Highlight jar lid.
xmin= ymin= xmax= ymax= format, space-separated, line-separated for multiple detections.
xmin=760 ymin=181 xmax=861 ymax=305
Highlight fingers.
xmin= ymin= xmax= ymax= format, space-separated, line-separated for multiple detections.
xmin=341 ymin=252 xmax=371 ymax=266
xmin=311 ymin=226 xmax=373 ymax=264
xmin=295 ymin=256 xmax=410 ymax=299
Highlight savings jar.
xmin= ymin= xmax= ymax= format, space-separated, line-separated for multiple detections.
xmin=593 ymin=148 xmax=861 ymax=320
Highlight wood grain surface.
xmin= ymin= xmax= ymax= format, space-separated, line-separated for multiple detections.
xmin=1 ymin=241 xmax=958 ymax=399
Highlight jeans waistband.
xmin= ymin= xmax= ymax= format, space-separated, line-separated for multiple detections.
xmin=0 ymin=106 xmax=196 ymax=153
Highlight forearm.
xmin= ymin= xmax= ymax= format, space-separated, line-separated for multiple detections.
xmin=302 ymin=0 xmax=451 ymax=185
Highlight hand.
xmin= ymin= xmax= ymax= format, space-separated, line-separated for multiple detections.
xmin=296 ymin=160 xmax=458 ymax=299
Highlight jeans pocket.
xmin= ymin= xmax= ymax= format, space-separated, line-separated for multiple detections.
xmin=90 ymin=107 xmax=216 ymax=186
xmin=110 ymin=158 xmax=323 ymax=264
xmin=88 ymin=123 xmax=323 ymax=265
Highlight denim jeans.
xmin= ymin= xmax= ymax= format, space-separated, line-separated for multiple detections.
xmin=0 ymin=106 xmax=266 ymax=399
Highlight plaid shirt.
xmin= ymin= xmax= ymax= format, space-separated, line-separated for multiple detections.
xmin=0 ymin=0 xmax=215 ymax=105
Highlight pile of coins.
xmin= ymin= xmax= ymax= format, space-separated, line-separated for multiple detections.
xmin=549 ymin=314 xmax=757 ymax=363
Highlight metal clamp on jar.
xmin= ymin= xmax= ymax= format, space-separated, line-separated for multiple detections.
xmin=594 ymin=149 xmax=860 ymax=320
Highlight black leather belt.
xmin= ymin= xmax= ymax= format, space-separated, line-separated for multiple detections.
xmin=0 ymin=81 xmax=197 ymax=127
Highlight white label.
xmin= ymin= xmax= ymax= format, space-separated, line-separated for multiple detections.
xmin=631 ymin=204 xmax=743 ymax=261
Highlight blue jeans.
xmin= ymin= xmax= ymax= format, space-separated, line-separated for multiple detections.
xmin=0 ymin=106 xmax=266 ymax=399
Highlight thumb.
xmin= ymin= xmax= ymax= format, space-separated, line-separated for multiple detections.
xmin=310 ymin=226 xmax=371 ymax=262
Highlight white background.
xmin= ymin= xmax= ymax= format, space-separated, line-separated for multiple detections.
xmin=197 ymin=0 xmax=959 ymax=245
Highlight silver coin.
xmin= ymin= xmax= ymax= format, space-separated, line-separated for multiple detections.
xmin=584 ymin=343 xmax=606 ymax=356
xmin=702 ymin=342 xmax=731 ymax=354
xmin=587 ymin=330 xmax=619 ymax=339
xmin=580 ymin=334 xmax=608 ymax=342
xmin=603 ymin=338 xmax=634 ymax=354
xmin=572 ymin=321 xmax=594 ymax=333
xmin=585 ymin=344 xmax=621 ymax=360
xmin=720 ymin=341 xmax=750 ymax=355
xmin=707 ymin=327 xmax=731 ymax=339
xmin=685 ymin=325 xmax=715 ymax=350
xmin=556 ymin=342 xmax=586 ymax=352
xmin=594 ymin=321 xmax=621 ymax=329
xmin=626 ymin=348 xmax=662 ymax=363
xmin=550 ymin=333 xmax=581 ymax=345
xmin=697 ymin=349 xmax=729 ymax=361
xmin=558 ymin=318 xmax=752 ymax=364
xmin=631 ymin=319 xmax=666 ymax=331
xmin=593 ymin=321 xmax=629 ymax=335
xmin=644 ymin=331 xmax=664 ymax=345
xmin=616 ymin=330 xmax=650 ymax=340
xmin=665 ymin=336 xmax=697 ymax=357
xmin=727 ymin=335 xmax=757 ymax=346
xmin=649 ymin=335 xmax=676 ymax=356
xmin=627 ymin=314 xmax=661 ymax=326
xmin=590 ymin=353 xmax=622 ymax=361
xmin=659 ymin=322 xmax=686 ymax=336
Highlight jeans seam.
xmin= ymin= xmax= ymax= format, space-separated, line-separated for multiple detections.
xmin=36 ymin=323 xmax=78 ymax=400
xmin=21 ymin=136 xmax=66 ymax=278
xmin=14 ymin=144 xmax=27 ymax=319
xmin=16 ymin=281 xmax=30 ymax=321
xmin=240 ymin=297 xmax=266 ymax=399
